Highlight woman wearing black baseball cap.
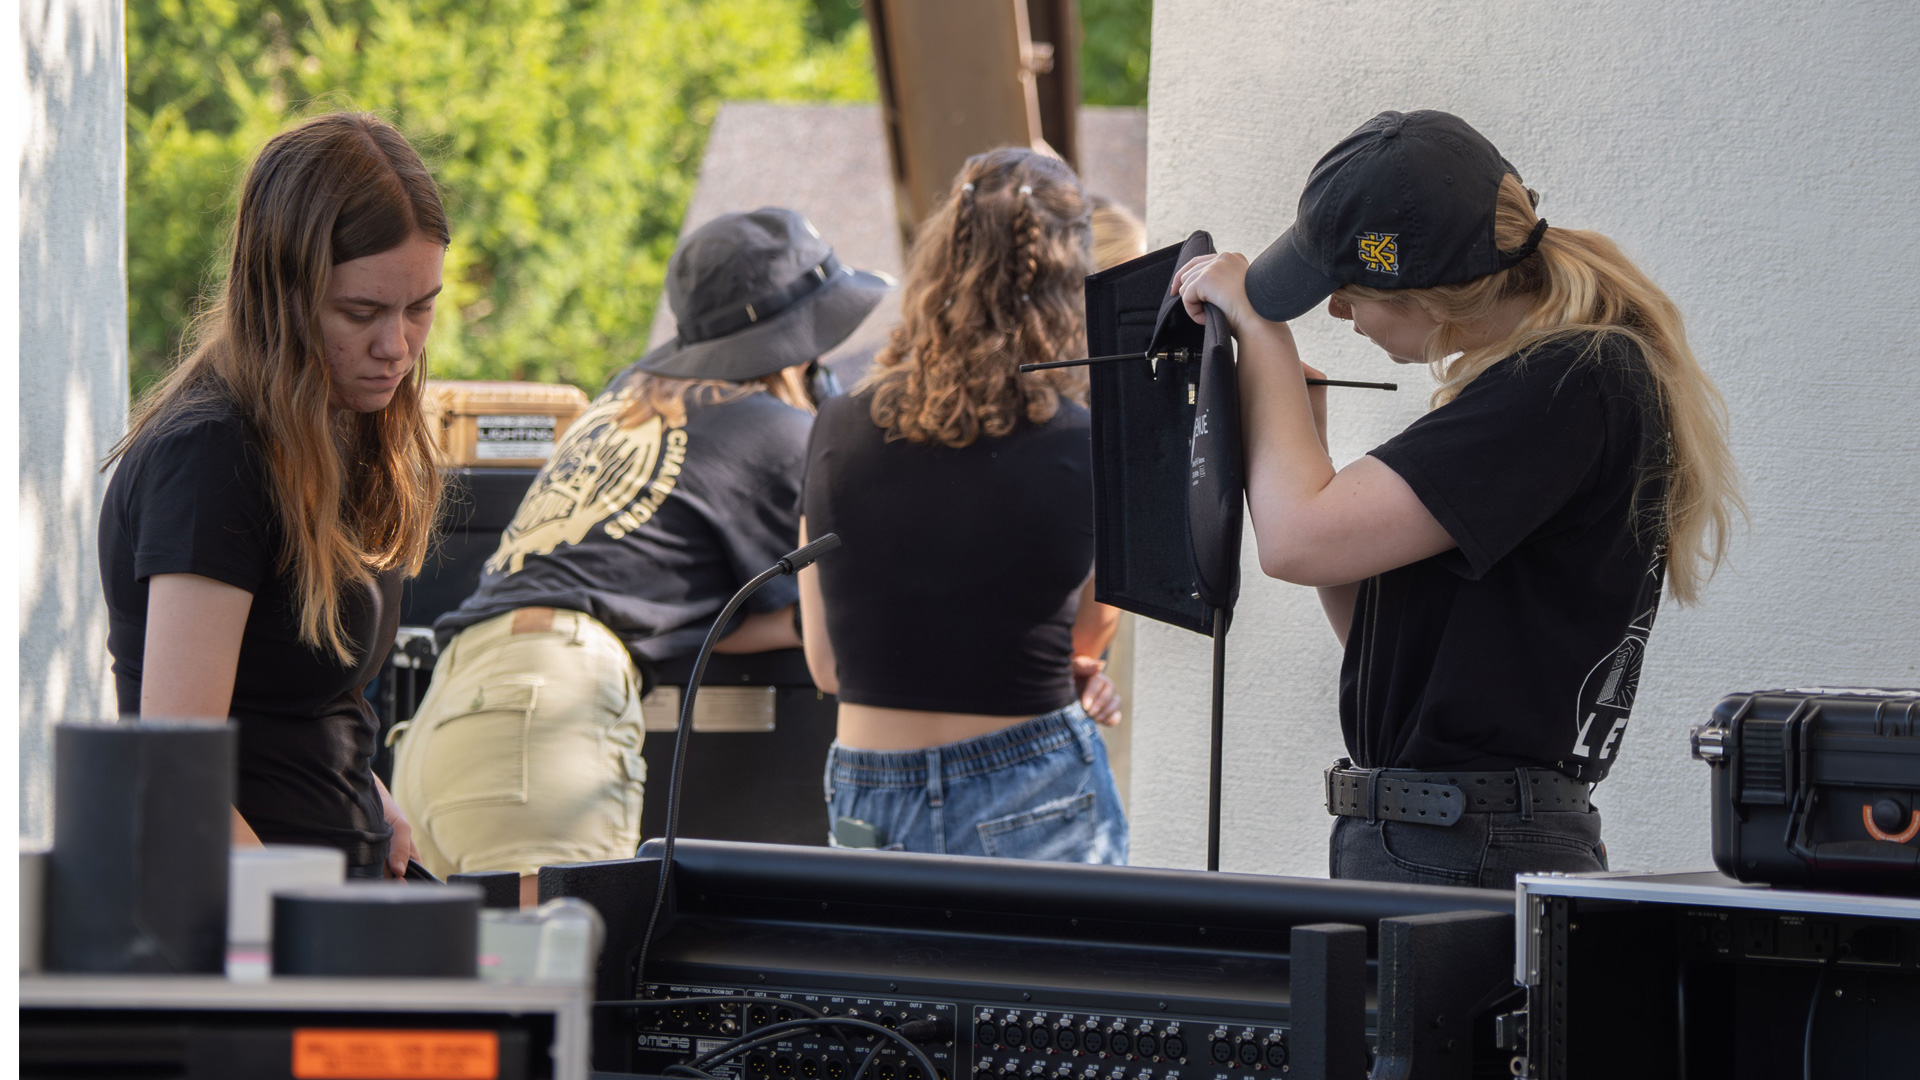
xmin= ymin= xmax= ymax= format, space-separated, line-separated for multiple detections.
xmin=1174 ymin=110 xmax=1741 ymax=888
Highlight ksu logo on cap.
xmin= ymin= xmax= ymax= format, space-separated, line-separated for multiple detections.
xmin=1357 ymin=232 xmax=1399 ymax=274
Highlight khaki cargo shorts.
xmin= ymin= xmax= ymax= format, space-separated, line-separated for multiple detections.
xmin=390 ymin=607 xmax=647 ymax=879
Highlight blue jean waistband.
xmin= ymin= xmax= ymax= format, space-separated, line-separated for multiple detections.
xmin=828 ymin=703 xmax=1092 ymax=789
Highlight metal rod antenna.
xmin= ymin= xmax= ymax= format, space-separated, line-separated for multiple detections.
xmin=1018 ymin=352 xmax=1149 ymax=372
xmin=1310 ymin=378 xmax=1398 ymax=391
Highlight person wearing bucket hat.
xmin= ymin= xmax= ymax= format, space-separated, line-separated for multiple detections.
xmin=1172 ymin=110 xmax=1740 ymax=888
xmin=634 ymin=207 xmax=894 ymax=380
xmin=391 ymin=208 xmax=889 ymax=901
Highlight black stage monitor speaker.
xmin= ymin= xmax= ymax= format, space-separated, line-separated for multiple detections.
xmin=1082 ymin=231 xmax=1243 ymax=635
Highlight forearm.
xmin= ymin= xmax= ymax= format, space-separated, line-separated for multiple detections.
xmin=1070 ymin=577 xmax=1120 ymax=658
xmin=713 ymin=605 xmax=804 ymax=654
xmin=231 ymin=807 xmax=262 ymax=847
xmin=795 ymin=519 xmax=840 ymax=695
xmin=1237 ymin=321 xmax=1338 ymax=573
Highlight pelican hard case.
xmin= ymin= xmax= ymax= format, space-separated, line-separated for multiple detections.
xmin=1692 ymin=688 xmax=1920 ymax=889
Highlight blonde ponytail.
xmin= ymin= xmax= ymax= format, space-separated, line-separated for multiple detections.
xmin=1338 ymin=175 xmax=1743 ymax=606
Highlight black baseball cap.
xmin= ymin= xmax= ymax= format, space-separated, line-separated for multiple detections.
xmin=1244 ymin=111 xmax=1545 ymax=322
xmin=635 ymin=207 xmax=892 ymax=381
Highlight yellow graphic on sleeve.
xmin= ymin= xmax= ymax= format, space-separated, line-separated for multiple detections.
xmin=1357 ymin=232 xmax=1399 ymax=274
xmin=484 ymin=394 xmax=691 ymax=575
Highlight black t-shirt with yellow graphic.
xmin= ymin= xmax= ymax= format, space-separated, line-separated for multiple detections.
xmin=435 ymin=379 xmax=810 ymax=669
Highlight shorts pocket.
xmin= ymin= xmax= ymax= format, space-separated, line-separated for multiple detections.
xmin=421 ymin=676 xmax=540 ymax=813
xmin=977 ymin=792 xmax=1098 ymax=862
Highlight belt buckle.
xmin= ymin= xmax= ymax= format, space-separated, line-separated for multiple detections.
xmin=1323 ymin=760 xmax=1349 ymax=816
xmin=1325 ymin=759 xmax=1364 ymax=819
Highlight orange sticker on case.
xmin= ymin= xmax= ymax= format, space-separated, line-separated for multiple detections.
xmin=291 ymin=1029 xmax=499 ymax=1079
xmin=1862 ymin=804 xmax=1920 ymax=844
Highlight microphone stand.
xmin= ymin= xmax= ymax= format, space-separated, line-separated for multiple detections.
xmin=1208 ymin=607 xmax=1228 ymax=873
xmin=633 ymin=532 xmax=844 ymax=989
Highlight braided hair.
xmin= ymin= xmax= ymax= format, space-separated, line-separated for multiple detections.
xmin=866 ymin=147 xmax=1091 ymax=448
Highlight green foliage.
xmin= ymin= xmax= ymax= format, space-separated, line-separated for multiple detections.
xmin=127 ymin=0 xmax=875 ymax=395
xmin=806 ymin=0 xmax=866 ymax=42
xmin=1079 ymin=0 xmax=1151 ymax=107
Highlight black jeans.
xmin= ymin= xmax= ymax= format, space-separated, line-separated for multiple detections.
xmin=1330 ymin=806 xmax=1607 ymax=890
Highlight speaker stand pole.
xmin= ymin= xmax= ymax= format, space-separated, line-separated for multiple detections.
xmin=1207 ymin=606 xmax=1228 ymax=872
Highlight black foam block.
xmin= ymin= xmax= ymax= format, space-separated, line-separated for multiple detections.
xmin=451 ymin=869 xmax=525 ymax=910
xmin=273 ymin=882 xmax=482 ymax=977
xmin=1288 ymin=922 xmax=1369 ymax=1080
xmin=47 ymin=721 xmax=235 ymax=973
xmin=1372 ymin=909 xmax=1516 ymax=1080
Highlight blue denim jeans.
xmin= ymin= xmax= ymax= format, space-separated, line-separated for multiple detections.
xmin=1330 ymin=806 xmax=1608 ymax=890
xmin=823 ymin=702 xmax=1129 ymax=864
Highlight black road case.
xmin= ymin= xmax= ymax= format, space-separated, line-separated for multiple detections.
xmin=1692 ymin=689 xmax=1920 ymax=889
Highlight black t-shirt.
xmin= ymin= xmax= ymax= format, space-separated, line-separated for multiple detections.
xmin=438 ymin=378 xmax=811 ymax=666
xmin=802 ymin=390 xmax=1094 ymax=715
xmin=1346 ymin=333 xmax=1668 ymax=783
xmin=99 ymin=402 xmax=399 ymax=868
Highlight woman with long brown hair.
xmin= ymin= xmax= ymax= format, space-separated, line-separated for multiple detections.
xmin=798 ymin=147 xmax=1128 ymax=862
xmin=1174 ymin=111 xmax=1741 ymax=887
xmin=99 ymin=112 xmax=446 ymax=878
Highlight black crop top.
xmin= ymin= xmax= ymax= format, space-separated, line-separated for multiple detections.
xmin=801 ymin=390 xmax=1094 ymax=715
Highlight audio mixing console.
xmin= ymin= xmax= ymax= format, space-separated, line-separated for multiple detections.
xmin=543 ymin=841 xmax=1518 ymax=1080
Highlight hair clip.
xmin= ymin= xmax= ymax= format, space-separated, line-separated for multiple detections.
xmin=961 ymin=183 xmax=975 ymax=194
xmin=1018 ymin=185 xmax=1033 ymax=196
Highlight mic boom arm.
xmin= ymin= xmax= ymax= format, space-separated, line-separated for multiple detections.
xmin=634 ymin=532 xmax=844 ymax=984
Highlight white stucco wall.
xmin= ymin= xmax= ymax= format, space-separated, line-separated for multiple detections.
xmin=17 ymin=0 xmax=127 ymax=843
xmin=1133 ymin=0 xmax=1920 ymax=875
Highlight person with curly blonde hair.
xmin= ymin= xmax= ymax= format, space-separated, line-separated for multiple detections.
xmin=1175 ymin=111 xmax=1742 ymax=888
xmin=797 ymin=147 xmax=1127 ymax=863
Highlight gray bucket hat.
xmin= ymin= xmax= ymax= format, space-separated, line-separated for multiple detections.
xmin=634 ymin=207 xmax=892 ymax=380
